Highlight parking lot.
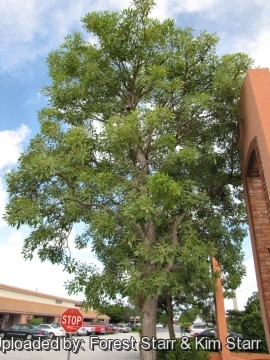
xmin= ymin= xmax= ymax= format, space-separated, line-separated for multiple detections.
xmin=1 ymin=326 xmax=182 ymax=359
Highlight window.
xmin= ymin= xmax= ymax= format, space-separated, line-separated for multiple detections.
xmin=194 ymin=325 xmax=206 ymax=329
xmin=40 ymin=325 xmax=50 ymax=329
xmin=55 ymin=300 xmax=62 ymax=304
xmin=20 ymin=325 xmax=30 ymax=330
xmin=11 ymin=324 xmax=20 ymax=330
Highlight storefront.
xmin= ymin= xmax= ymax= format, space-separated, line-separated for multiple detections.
xmin=0 ymin=283 xmax=109 ymax=328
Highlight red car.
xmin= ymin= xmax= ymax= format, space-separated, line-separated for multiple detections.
xmin=86 ymin=322 xmax=113 ymax=335
xmin=108 ymin=324 xmax=119 ymax=333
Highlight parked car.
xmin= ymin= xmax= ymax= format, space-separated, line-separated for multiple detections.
xmin=76 ymin=327 xmax=88 ymax=336
xmin=188 ymin=323 xmax=208 ymax=336
xmin=193 ymin=328 xmax=219 ymax=351
xmin=50 ymin=322 xmax=61 ymax=327
xmin=108 ymin=324 xmax=119 ymax=333
xmin=227 ymin=331 xmax=244 ymax=340
xmin=193 ymin=328 xmax=217 ymax=338
xmin=118 ymin=325 xmax=131 ymax=333
xmin=82 ymin=324 xmax=95 ymax=335
xmin=84 ymin=322 xmax=112 ymax=335
xmin=156 ymin=323 xmax=163 ymax=328
xmin=0 ymin=324 xmax=49 ymax=340
xmin=38 ymin=324 xmax=66 ymax=338
xmin=128 ymin=322 xmax=140 ymax=327
xmin=193 ymin=328 xmax=244 ymax=341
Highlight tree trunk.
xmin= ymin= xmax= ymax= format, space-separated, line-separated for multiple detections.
xmin=140 ymin=296 xmax=158 ymax=360
xmin=166 ymin=294 xmax=175 ymax=339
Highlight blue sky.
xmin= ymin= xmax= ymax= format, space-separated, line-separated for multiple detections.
xmin=0 ymin=0 xmax=269 ymax=309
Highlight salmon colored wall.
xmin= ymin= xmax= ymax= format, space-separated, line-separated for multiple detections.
xmin=239 ymin=68 xmax=270 ymax=353
xmin=209 ymin=352 xmax=270 ymax=360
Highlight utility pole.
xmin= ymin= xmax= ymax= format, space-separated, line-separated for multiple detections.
xmin=233 ymin=290 xmax=238 ymax=310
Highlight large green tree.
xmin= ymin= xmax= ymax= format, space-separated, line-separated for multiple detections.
xmin=103 ymin=303 xmax=124 ymax=323
xmin=4 ymin=1 xmax=253 ymax=359
xmin=226 ymin=309 xmax=245 ymax=334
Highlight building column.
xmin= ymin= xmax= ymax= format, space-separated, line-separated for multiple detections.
xmin=20 ymin=314 xmax=30 ymax=324
xmin=0 ymin=314 xmax=8 ymax=329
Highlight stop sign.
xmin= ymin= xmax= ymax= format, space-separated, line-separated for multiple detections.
xmin=60 ymin=308 xmax=83 ymax=333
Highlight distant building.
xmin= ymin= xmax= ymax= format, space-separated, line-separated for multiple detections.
xmin=0 ymin=283 xmax=109 ymax=328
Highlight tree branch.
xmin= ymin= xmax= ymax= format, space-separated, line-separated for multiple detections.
xmin=172 ymin=212 xmax=187 ymax=245
xmin=76 ymin=201 xmax=120 ymax=218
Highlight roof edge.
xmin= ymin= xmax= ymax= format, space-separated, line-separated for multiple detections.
xmin=0 ymin=283 xmax=82 ymax=305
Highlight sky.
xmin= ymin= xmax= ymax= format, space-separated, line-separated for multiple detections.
xmin=0 ymin=0 xmax=269 ymax=312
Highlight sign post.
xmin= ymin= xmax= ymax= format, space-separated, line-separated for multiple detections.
xmin=61 ymin=308 xmax=83 ymax=360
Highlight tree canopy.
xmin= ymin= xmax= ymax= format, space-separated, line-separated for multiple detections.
xmin=4 ymin=1 xmax=253 ymax=359
xmin=241 ymin=292 xmax=268 ymax=353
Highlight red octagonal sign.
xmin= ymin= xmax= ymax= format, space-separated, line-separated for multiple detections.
xmin=60 ymin=308 xmax=83 ymax=333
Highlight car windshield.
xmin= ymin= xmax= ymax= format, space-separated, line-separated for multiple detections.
xmin=50 ymin=324 xmax=60 ymax=328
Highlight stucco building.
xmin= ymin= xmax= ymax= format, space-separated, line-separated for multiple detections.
xmin=0 ymin=283 xmax=109 ymax=328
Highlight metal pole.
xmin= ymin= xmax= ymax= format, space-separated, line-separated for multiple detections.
xmin=67 ymin=333 xmax=71 ymax=360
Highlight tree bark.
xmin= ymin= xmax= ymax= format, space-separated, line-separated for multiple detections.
xmin=166 ymin=294 xmax=176 ymax=339
xmin=140 ymin=296 xmax=158 ymax=360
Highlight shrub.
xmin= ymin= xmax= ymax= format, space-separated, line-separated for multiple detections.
xmin=132 ymin=326 xmax=140 ymax=332
xmin=27 ymin=317 xmax=43 ymax=326
xmin=156 ymin=338 xmax=210 ymax=360
xmin=241 ymin=313 xmax=268 ymax=353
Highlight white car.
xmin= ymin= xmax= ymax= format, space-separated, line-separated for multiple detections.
xmin=156 ymin=323 xmax=163 ymax=328
xmin=188 ymin=323 xmax=208 ymax=336
xmin=83 ymin=325 xmax=96 ymax=335
xmin=76 ymin=327 xmax=88 ymax=336
xmin=118 ymin=325 xmax=131 ymax=333
xmin=38 ymin=324 xmax=66 ymax=338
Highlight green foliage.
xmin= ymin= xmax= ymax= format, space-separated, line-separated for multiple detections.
xmin=157 ymin=338 xmax=210 ymax=360
xmin=244 ymin=292 xmax=260 ymax=314
xmin=226 ymin=309 xmax=245 ymax=334
xmin=132 ymin=326 xmax=141 ymax=332
xmin=4 ymin=0 xmax=252 ymax=331
xmin=27 ymin=318 xmax=43 ymax=326
xmin=240 ymin=292 xmax=268 ymax=353
xmin=121 ymin=304 xmax=139 ymax=323
xmin=157 ymin=313 xmax=168 ymax=325
xmin=104 ymin=303 xmax=124 ymax=323
xmin=179 ymin=308 xmax=199 ymax=325
xmin=241 ymin=313 xmax=268 ymax=353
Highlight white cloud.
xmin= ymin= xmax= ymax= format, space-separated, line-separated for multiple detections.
xmin=67 ymin=228 xmax=93 ymax=255
xmin=149 ymin=0 xmax=219 ymax=19
xmin=7 ymin=231 xmax=24 ymax=245
xmin=0 ymin=229 xmax=97 ymax=299
xmin=167 ymin=0 xmax=218 ymax=14
xmin=0 ymin=0 xmax=221 ymax=74
xmin=0 ymin=125 xmax=30 ymax=229
xmin=225 ymin=256 xmax=258 ymax=311
xmin=0 ymin=124 xmax=30 ymax=170
xmin=0 ymin=243 xmax=81 ymax=299
xmin=0 ymin=178 xmax=7 ymax=228
xmin=0 ymin=0 xmax=124 ymax=74
xmin=92 ymin=120 xmax=104 ymax=134
xmin=24 ymin=92 xmax=43 ymax=106
xmin=1 ymin=0 xmax=269 ymax=74
xmin=244 ymin=30 xmax=270 ymax=69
